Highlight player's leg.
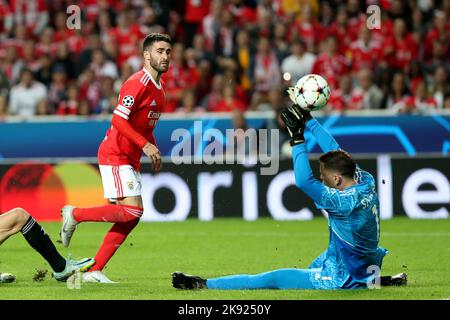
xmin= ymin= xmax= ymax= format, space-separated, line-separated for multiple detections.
xmin=88 ymin=195 xmax=142 ymax=272
xmin=79 ymin=166 xmax=143 ymax=282
xmin=19 ymin=208 xmax=96 ymax=280
xmin=1 ymin=208 xmax=94 ymax=281
xmin=173 ymin=268 xmax=318 ymax=290
xmin=82 ymin=197 xmax=142 ymax=283
xmin=0 ymin=207 xmax=29 ymax=245
xmin=0 ymin=208 xmax=28 ymax=283
xmin=61 ymin=165 xmax=143 ymax=247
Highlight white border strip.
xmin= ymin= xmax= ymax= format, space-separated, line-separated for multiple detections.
xmin=377 ymin=154 xmax=393 ymax=219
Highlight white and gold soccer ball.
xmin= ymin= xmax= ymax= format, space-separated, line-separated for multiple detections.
xmin=288 ymin=74 xmax=331 ymax=111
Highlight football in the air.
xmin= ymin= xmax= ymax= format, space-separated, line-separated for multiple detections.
xmin=292 ymin=74 xmax=331 ymax=111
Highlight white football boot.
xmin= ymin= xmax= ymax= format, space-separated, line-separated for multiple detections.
xmin=53 ymin=257 xmax=95 ymax=282
xmin=82 ymin=271 xmax=117 ymax=284
xmin=61 ymin=205 xmax=78 ymax=247
xmin=0 ymin=272 xmax=16 ymax=283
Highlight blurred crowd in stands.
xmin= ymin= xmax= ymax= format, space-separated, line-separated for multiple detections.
xmin=0 ymin=0 xmax=449 ymax=120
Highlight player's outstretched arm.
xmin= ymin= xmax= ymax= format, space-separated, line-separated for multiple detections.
xmin=291 ymin=105 xmax=340 ymax=153
xmin=307 ymin=117 xmax=340 ymax=153
xmin=291 ymin=106 xmax=372 ymax=180
xmin=291 ymin=144 xmax=324 ymax=203
xmin=280 ymin=107 xmax=324 ymax=203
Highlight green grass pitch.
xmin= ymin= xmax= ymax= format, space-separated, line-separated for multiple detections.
xmin=0 ymin=217 xmax=449 ymax=300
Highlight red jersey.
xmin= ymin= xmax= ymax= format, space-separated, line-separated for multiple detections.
xmin=328 ymin=88 xmax=369 ymax=111
xmin=108 ymin=24 xmax=142 ymax=67
xmin=382 ymin=34 xmax=418 ymax=69
xmin=162 ymin=63 xmax=199 ymax=112
xmin=8 ymin=0 xmax=47 ymax=35
xmin=185 ymin=0 xmax=211 ymax=23
xmin=311 ymin=53 xmax=349 ymax=90
xmin=98 ymin=68 xmax=165 ymax=171
xmin=347 ymin=39 xmax=382 ymax=72
xmin=291 ymin=21 xmax=322 ymax=52
xmin=326 ymin=22 xmax=355 ymax=55
xmin=0 ymin=0 xmax=11 ymax=35
xmin=228 ymin=3 xmax=257 ymax=27
xmin=328 ymin=89 xmax=351 ymax=111
xmin=211 ymin=98 xmax=246 ymax=112
xmin=403 ymin=96 xmax=437 ymax=111
xmin=424 ymin=27 xmax=450 ymax=62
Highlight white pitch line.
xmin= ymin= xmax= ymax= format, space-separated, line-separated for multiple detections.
xmin=102 ymin=231 xmax=450 ymax=238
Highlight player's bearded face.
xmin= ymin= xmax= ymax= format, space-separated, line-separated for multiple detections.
xmin=148 ymin=42 xmax=171 ymax=73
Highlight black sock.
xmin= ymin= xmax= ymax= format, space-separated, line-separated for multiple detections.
xmin=21 ymin=216 xmax=66 ymax=272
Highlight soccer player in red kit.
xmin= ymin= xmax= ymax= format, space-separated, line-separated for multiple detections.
xmin=60 ymin=33 xmax=172 ymax=283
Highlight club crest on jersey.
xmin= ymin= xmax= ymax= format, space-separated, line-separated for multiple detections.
xmin=122 ymin=95 xmax=134 ymax=107
xmin=127 ymin=180 xmax=134 ymax=190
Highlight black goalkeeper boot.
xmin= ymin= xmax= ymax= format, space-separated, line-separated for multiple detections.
xmin=381 ymin=273 xmax=408 ymax=286
xmin=172 ymin=272 xmax=207 ymax=289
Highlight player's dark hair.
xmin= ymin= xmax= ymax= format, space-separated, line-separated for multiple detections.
xmin=291 ymin=38 xmax=307 ymax=49
xmin=19 ymin=68 xmax=33 ymax=80
xmin=142 ymin=33 xmax=172 ymax=52
xmin=20 ymin=68 xmax=32 ymax=75
xmin=319 ymin=150 xmax=356 ymax=179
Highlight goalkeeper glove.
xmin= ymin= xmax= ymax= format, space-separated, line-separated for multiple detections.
xmin=280 ymin=105 xmax=305 ymax=146
xmin=286 ymin=86 xmax=297 ymax=104
xmin=286 ymin=87 xmax=313 ymax=123
xmin=291 ymin=104 xmax=312 ymax=123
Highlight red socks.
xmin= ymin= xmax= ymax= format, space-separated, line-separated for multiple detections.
xmin=90 ymin=218 xmax=140 ymax=271
xmin=72 ymin=204 xmax=143 ymax=271
xmin=73 ymin=204 xmax=143 ymax=223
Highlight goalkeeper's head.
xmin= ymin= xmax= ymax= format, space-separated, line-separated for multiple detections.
xmin=319 ymin=150 xmax=357 ymax=190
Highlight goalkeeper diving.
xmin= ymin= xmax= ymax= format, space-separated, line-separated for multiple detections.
xmin=172 ymin=100 xmax=407 ymax=290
